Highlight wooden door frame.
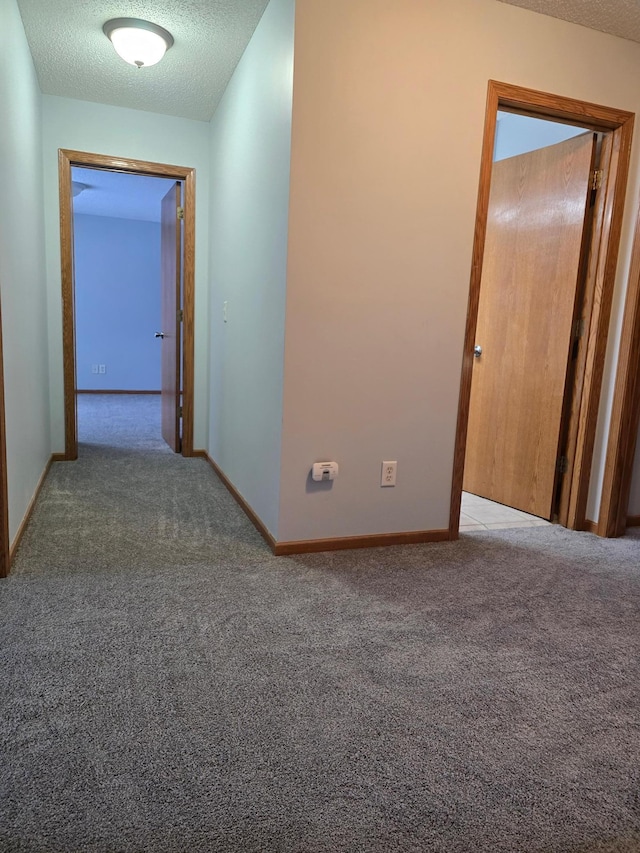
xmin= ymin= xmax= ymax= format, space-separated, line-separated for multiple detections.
xmin=0 ymin=295 xmax=10 ymax=577
xmin=599 ymin=192 xmax=640 ymax=535
xmin=58 ymin=149 xmax=196 ymax=459
xmin=449 ymin=81 xmax=634 ymax=537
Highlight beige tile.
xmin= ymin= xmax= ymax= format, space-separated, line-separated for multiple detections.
xmin=460 ymin=492 xmax=550 ymax=528
xmin=471 ymin=507 xmax=525 ymax=524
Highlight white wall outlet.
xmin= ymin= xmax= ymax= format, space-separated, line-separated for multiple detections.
xmin=223 ymin=301 xmax=228 ymax=323
xmin=91 ymin=364 xmax=98 ymax=374
xmin=98 ymin=364 xmax=106 ymax=374
xmin=381 ymin=461 xmax=397 ymax=487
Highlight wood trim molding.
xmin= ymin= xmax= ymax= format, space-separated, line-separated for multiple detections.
xmin=58 ymin=150 xmax=77 ymax=461
xmin=569 ymin=124 xmax=633 ymax=531
xmin=449 ymin=82 xmax=500 ymax=537
xmin=598 ymin=186 xmax=640 ymax=536
xmin=557 ymin=132 xmax=613 ymax=527
xmin=450 ymin=80 xmax=634 ymax=538
xmin=626 ymin=515 xmax=640 ymax=528
xmin=8 ymin=455 xmax=58 ymax=567
xmin=76 ymin=390 xmax=161 ymax=395
xmin=58 ymin=149 xmax=196 ymax=459
xmin=195 ymin=451 xmax=452 ymax=556
xmin=584 ymin=519 xmax=599 ymax=534
xmin=194 ymin=451 xmax=277 ymax=552
xmin=0 ymin=298 xmax=9 ymax=578
xmin=274 ymin=529 xmax=451 ymax=557
xmin=181 ymin=169 xmax=196 ymax=457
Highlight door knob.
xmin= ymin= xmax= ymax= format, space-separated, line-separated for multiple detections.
xmin=155 ymin=332 xmax=165 ymax=339
xmin=474 ymin=345 xmax=482 ymax=358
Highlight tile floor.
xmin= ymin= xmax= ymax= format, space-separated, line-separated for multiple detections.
xmin=460 ymin=491 xmax=552 ymax=532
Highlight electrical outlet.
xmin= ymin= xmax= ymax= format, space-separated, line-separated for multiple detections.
xmin=98 ymin=364 xmax=106 ymax=374
xmin=381 ymin=461 xmax=397 ymax=487
xmin=91 ymin=364 xmax=98 ymax=374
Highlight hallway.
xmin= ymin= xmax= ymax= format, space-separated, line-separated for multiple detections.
xmin=3 ymin=395 xmax=640 ymax=851
xmin=12 ymin=394 xmax=264 ymax=577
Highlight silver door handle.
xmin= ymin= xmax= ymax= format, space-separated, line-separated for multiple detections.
xmin=155 ymin=332 xmax=165 ymax=339
xmin=474 ymin=345 xmax=482 ymax=358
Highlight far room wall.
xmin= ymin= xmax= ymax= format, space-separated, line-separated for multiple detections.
xmin=73 ymin=214 xmax=162 ymax=392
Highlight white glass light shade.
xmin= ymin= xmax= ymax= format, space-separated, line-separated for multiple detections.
xmin=103 ymin=19 xmax=174 ymax=68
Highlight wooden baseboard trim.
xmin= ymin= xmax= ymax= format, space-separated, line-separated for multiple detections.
xmin=626 ymin=515 xmax=640 ymax=527
xmin=194 ymin=450 xmax=451 ymax=556
xmin=194 ymin=451 xmax=277 ymax=552
xmin=273 ymin=529 xmax=451 ymax=556
xmin=9 ymin=454 xmax=58 ymax=565
xmin=76 ymin=390 xmax=161 ymax=395
xmin=584 ymin=519 xmax=599 ymax=534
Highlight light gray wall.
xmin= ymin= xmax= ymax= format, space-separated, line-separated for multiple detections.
xmin=41 ymin=96 xmax=211 ymax=451
xmin=207 ymin=0 xmax=295 ymax=536
xmin=0 ymin=0 xmax=51 ymax=545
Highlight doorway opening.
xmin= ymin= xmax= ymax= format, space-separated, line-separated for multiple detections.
xmin=71 ymin=167 xmax=178 ymax=449
xmin=58 ymin=150 xmax=196 ymax=460
xmin=450 ymin=81 xmax=635 ymax=538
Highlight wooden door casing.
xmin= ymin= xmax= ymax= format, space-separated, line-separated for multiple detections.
xmin=58 ymin=149 xmax=196 ymax=460
xmin=463 ymin=133 xmax=597 ymax=519
xmin=160 ymin=181 xmax=182 ymax=453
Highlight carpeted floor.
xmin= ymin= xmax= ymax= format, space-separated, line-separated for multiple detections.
xmin=1 ymin=395 xmax=640 ymax=852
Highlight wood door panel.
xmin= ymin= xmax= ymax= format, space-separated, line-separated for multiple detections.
xmin=463 ymin=133 xmax=596 ymax=518
xmin=161 ymin=182 xmax=182 ymax=453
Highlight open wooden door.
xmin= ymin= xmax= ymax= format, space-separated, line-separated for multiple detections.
xmin=463 ymin=132 xmax=597 ymax=519
xmin=160 ymin=182 xmax=183 ymax=453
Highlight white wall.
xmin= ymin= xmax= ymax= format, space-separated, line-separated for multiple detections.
xmin=277 ymin=0 xmax=640 ymax=542
xmin=208 ymin=0 xmax=295 ymax=536
xmin=0 ymin=0 xmax=51 ymax=545
xmin=41 ymin=97 xmax=211 ymax=450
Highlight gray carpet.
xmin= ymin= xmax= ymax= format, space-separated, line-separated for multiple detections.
xmin=2 ymin=395 xmax=640 ymax=852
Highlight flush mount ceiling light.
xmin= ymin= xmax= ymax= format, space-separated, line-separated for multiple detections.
xmin=103 ymin=18 xmax=174 ymax=68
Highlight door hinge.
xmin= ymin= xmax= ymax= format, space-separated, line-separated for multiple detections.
xmin=573 ymin=317 xmax=585 ymax=340
xmin=557 ymin=455 xmax=569 ymax=475
xmin=177 ymin=309 xmax=183 ymax=322
xmin=177 ymin=207 xmax=184 ymax=220
xmin=591 ymin=169 xmax=603 ymax=191
xmin=178 ymin=406 xmax=183 ymax=418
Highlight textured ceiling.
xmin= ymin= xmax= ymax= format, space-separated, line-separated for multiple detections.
xmin=72 ymin=167 xmax=176 ymax=221
xmin=17 ymin=1 xmax=640 ymax=124
xmin=16 ymin=0 xmax=270 ymax=121
xmin=497 ymin=0 xmax=640 ymax=44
